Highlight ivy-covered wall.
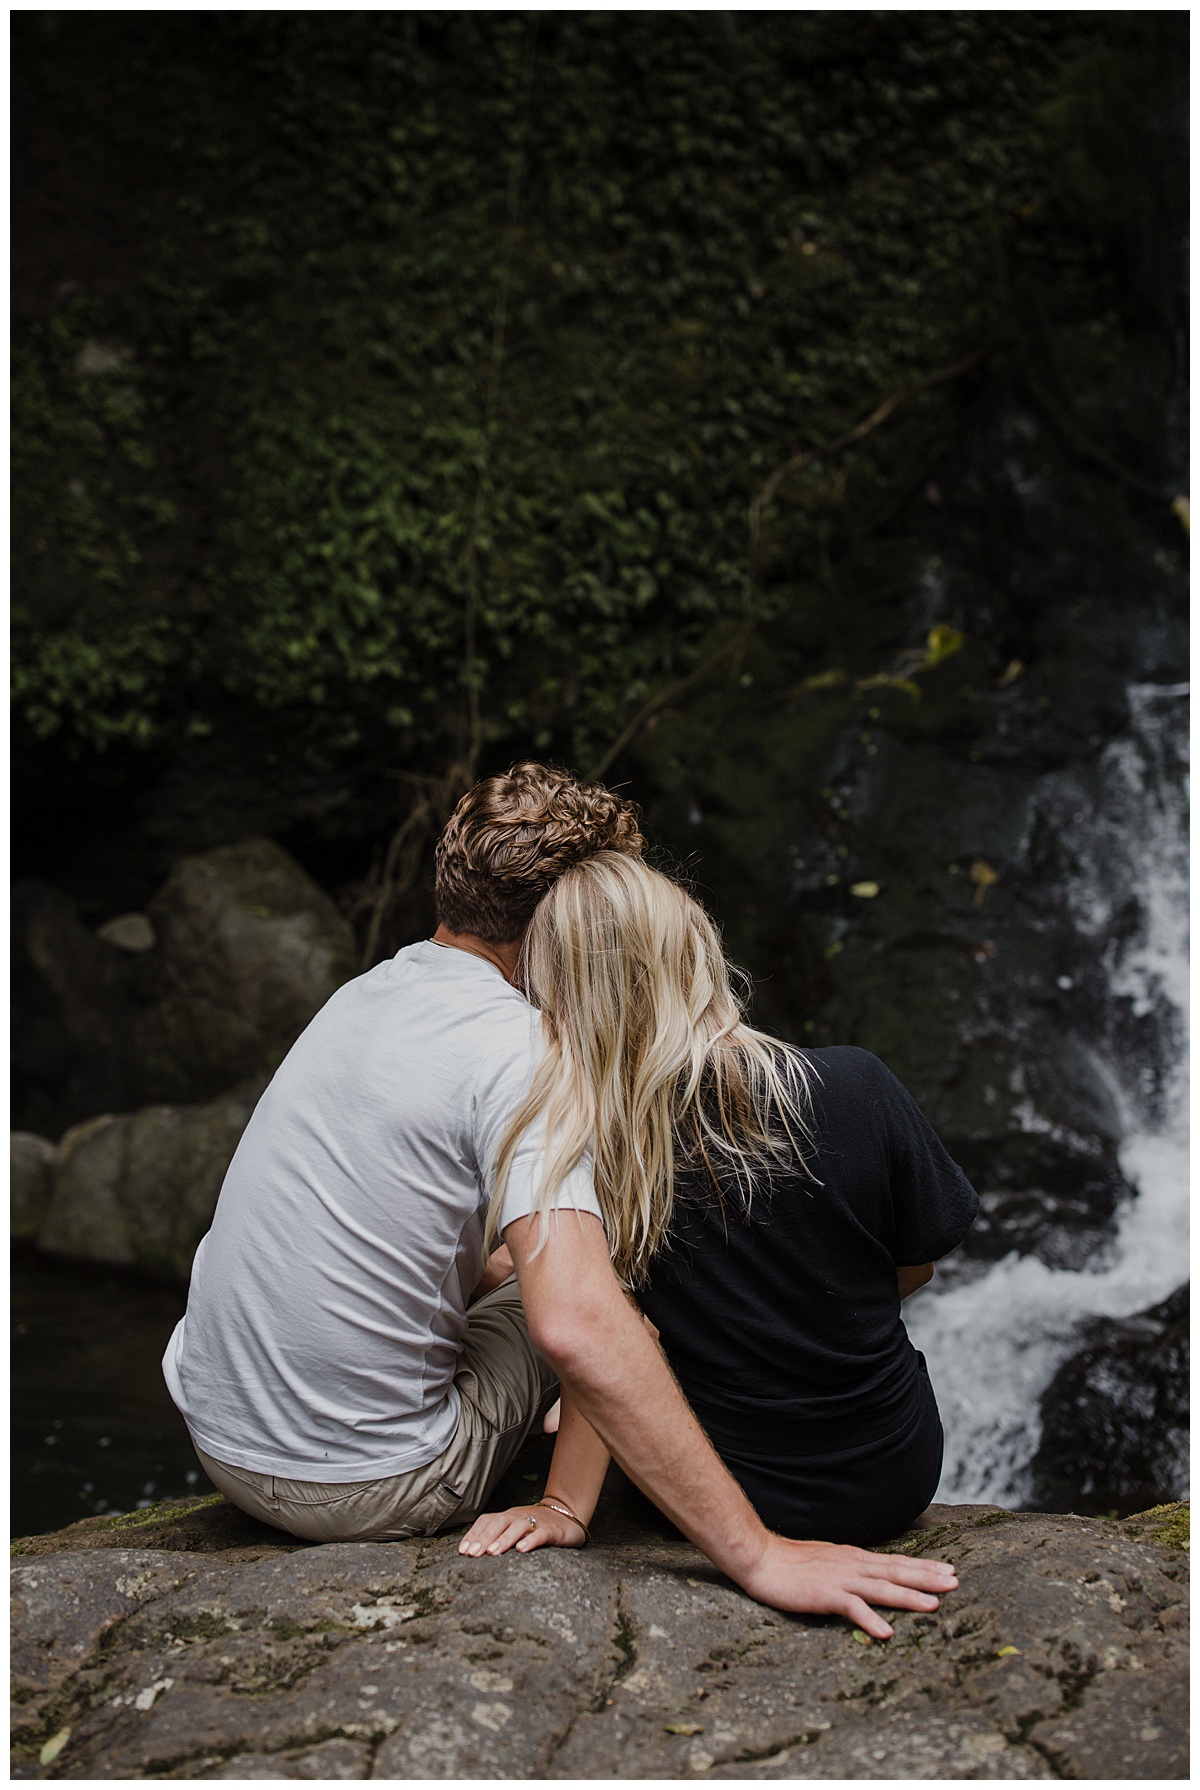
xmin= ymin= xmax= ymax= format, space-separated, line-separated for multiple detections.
xmin=12 ymin=12 xmax=1186 ymax=965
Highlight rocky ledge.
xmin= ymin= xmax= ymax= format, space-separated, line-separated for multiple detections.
xmin=11 ymin=1494 xmax=1188 ymax=1780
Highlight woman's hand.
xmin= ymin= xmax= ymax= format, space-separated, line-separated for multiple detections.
xmin=458 ymin=1503 xmax=586 ymax=1557
xmin=896 ymin=1262 xmax=934 ymax=1299
xmin=468 ymin=1244 xmax=515 ymax=1306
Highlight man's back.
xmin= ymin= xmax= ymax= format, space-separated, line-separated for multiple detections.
xmin=164 ymin=940 xmax=545 ymax=1481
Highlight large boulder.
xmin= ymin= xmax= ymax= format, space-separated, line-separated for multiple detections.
xmin=1029 ymin=1286 xmax=1189 ymax=1516
xmin=11 ymin=841 xmax=357 ymax=1136
xmin=11 ymin=1132 xmax=56 ymax=1241
xmin=138 ymin=840 xmax=358 ymax=1102
xmin=35 ymin=1083 xmax=263 ymax=1279
xmin=11 ymin=882 xmax=145 ymax=1138
xmin=9 ymin=1497 xmax=1189 ymax=1780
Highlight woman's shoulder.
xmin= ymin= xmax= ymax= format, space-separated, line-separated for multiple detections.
xmin=793 ymin=1044 xmax=916 ymax=1130
xmin=797 ymin=1043 xmax=896 ymax=1087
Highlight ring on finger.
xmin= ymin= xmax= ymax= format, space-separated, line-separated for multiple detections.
xmin=527 ymin=1515 xmax=537 ymax=1528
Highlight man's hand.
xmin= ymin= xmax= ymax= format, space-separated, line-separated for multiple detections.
xmin=506 ymin=1209 xmax=957 ymax=1632
xmin=739 ymin=1537 xmax=956 ymax=1639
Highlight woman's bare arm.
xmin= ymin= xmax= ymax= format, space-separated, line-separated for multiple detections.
xmin=509 ymin=1210 xmax=958 ymax=1637
xmin=897 ymin=1262 xmax=934 ymax=1298
xmin=458 ymin=1387 xmax=610 ymax=1556
xmin=468 ymin=1244 xmax=515 ymax=1305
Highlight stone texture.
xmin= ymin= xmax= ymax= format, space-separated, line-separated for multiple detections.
xmin=13 ymin=841 xmax=356 ymax=1278
xmin=11 ymin=1132 xmax=57 ymax=1241
xmin=13 ymin=842 xmax=356 ymax=1138
xmin=95 ymin=915 xmax=156 ymax=954
xmin=140 ymin=839 xmax=357 ymax=1101
xmin=12 ymin=880 xmax=146 ymax=1139
xmin=194 ymin=1737 xmax=371 ymax=1778
xmin=10 ymin=1497 xmax=1187 ymax=1780
xmin=36 ymin=1116 xmax=135 ymax=1268
xmin=36 ymin=1084 xmax=263 ymax=1278
xmin=1029 ymin=1286 xmax=1189 ymax=1516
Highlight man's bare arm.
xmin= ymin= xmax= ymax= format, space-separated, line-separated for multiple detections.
xmin=506 ymin=1210 xmax=957 ymax=1636
xmin=897 ymin=1262 xmax=934 ymax=1299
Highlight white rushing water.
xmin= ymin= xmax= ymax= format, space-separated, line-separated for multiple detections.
xmin=907 ymin=681 xmax=1190 ymax=1506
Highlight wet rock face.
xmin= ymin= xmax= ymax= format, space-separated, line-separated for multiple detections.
xmin=676 ymin=391 xmax=1187 ymax=1303
xmin=948 ymin=1134 xmax=1129 ymax=1272
xmin=12 ymin=841 xmax=356 ymax=1139
xmin=9 ymin=1496 xmax=1188 ymax=1781
xmin=1029 ymin=1287 xmax=1189 ymax=1517
xmin=774 ymin=729 xmax=1147 ymax=1281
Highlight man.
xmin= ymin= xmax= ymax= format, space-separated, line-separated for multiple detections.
xmin=165 ymin=762 xmax=955 ymax=1636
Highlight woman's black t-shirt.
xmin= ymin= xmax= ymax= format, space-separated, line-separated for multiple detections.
xmin=636 ymin=1046 xmax=978 ymax=1458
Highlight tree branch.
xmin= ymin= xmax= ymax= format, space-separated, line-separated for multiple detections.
xmin=748 ymin=346 xmax=993 ymax=574
xmin=587 ymin=622 xmax=753 ymax=783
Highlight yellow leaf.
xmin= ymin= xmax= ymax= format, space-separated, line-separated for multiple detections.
xmin=849 ymin=881 xmax=880 ymax=899
xmin=969 ymin=859 xmax=999 ymax=907
xmin=40 ymin=1730 xmax=71 ymax=1767
xmin=1172 ymin=494 xmax=1189 ymax=534
xmin=852 ymin=1628 xmax=873 ymax=1645
xmin=996 ymin=1645 xmax=1022 ymax=1658
xmin=665 ymin=1722 xmax=705 ymax=1735
xmin=996 ymin=659 xmax=1025 ymax=688
xmin=925 ymin=623 xmax=965 ymax=665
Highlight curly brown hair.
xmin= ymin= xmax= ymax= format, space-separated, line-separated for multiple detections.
xmin=434 ymin=763 xmax=645 ymax=942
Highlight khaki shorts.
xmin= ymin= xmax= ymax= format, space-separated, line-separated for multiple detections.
xmin=193 ymin=1277 xmax=558 ymax=1544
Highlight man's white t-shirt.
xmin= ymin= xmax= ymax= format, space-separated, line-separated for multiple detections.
xmin=163 ymin=939 xmax=601 ymax=1481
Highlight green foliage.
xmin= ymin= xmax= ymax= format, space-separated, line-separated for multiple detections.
xmin=1137 ymin=1501 xmax=1190 ymax=1552
xmin=14 ymin=11 xmax=1114 ymax=772
xmin=12 ymin=307 xmax=192 ymax=747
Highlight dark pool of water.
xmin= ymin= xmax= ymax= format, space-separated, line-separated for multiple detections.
xmin=11 ymin=1251 xmax=214 ymax=1537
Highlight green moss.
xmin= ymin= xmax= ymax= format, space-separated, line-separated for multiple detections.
xmin=103 ymin=1493 xmax=225 ymax=1531
xmin=1137 ymin=1501 xmax=1190 ymax=1552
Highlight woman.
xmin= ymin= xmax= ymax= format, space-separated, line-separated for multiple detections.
xmin=458 ymin=851 xmax=978 ymax=1559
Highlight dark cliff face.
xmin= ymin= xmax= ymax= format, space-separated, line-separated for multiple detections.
xmin=639 ymin=384 xmax=1186 ymax=1276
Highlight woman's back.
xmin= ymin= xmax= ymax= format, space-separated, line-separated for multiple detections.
xmin=492 ymin=847 xmax=979 ymax=1545
xmin=637 ymin=1045 xmax=978 ymax=1541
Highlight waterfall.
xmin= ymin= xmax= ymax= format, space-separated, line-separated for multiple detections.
xmin=907 ymin=681 xmax=1189 ymax=1506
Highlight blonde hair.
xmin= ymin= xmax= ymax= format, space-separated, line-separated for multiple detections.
xmin=488 ymin=853 xmax=817 ymax=1286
